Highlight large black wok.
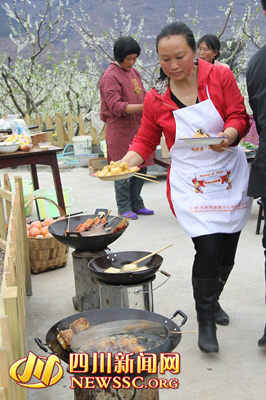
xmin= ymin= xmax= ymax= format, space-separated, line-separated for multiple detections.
xmin=48 ymin=208 xmax=128 ymax=251
xmin=89 ymin=251 xmax=163 ymax=285
xmin=35 ymin=308 xmax=188 ymax=366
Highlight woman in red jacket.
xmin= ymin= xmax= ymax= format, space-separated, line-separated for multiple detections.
xmin=121 ymin=22 xmax=252 ymax=353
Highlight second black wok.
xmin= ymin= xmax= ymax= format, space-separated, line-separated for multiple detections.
xmin=88 ymin=251 xmax=163 ymax=284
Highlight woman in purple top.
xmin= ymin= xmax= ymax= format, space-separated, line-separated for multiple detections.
xmin=99 ymin=36 xmax=154 ymax=219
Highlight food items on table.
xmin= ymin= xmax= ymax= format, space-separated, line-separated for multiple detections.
xmin=57 ymin=317 xmax=90 ymax=351
xmin=193 ymin=129 xmax=210 ymax=138
xmin=4 ymin=134 xmax=32 ymax=151
xmin=96 ymin=161 xmax=139 ymax=177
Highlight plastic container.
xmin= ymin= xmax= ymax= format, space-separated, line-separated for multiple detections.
xmin=10 ymin=179 xmax=33 ymax=217
xmin=76 ymin=153 xmax=99 ymax=167
xmin=33 ymin=187 xmax=73 ymax=219
xmin=100 ymin=140 xmax=107 ymax=157
xmin=72 ymin=136 xmax=92 ymax=157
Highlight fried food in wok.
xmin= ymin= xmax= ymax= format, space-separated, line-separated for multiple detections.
xmin=104 ymin=265 xmax=149 ymax=273
xmin=77 ymin=334 xmax=146 ymax=354
xmin=57 ymin=317 xmax=90 ymax=350
xmin=96 ymin=161 xmax=138 ymax=177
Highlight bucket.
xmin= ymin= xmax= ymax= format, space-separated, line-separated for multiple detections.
xmin=33 ymin=187 xmax=73 ymax=219
xmin=72 ymin=136 xmax=92 ymax=157
xmin=100 ymin=140 xmax=107 ymax=158
xmin=10 ymin=179 xmax=33 ymax=217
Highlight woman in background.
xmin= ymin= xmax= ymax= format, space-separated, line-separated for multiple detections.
xmin=197 ymin=34 xmax=230 ymax=68
xmin=99 ymin=36 xmax=154 ymax=220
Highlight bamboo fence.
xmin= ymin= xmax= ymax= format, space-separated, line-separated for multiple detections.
xmin=24 ymin=112 xmax=106 ymax=148
xmin=0 ymin=175 xmax=31 ymax=400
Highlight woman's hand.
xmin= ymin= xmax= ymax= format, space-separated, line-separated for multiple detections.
xmin=120 ymin=151 xmax=144 ymax=167
xmin=209 ymin=128 xmax=238 ymax=152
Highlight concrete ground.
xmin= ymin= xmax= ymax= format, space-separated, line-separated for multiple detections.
xmin=2 ymin=162 xmax=266 ymax=399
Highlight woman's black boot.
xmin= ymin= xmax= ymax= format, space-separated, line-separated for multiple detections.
xmin=192 ymin=277 xmax=220 ymax=353
xmin=214 ymin=264 xmax=234 ymax=325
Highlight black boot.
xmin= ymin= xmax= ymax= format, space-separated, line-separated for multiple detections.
xmin=192 ymin=277 xmax=220 ymax=353
xmin=258 ymin=324 xmax=266 ymax=347
xmin=214 ymin=264 xmax=234 ymax=326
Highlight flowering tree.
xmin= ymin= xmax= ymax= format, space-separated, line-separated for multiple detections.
xmin=0 ymin=0 xmax=264 ymax=118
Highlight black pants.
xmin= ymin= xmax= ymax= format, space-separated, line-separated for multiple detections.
xmin=260 ymin=197 xmax=266 ymax=304
xmin=192 ymin=232 xmax=241 ymax=279
xmin=114 ymin=167 xmax=146 ymax=215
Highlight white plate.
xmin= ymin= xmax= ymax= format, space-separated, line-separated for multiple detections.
xmin=179 ymin=137 xmax=227 ymax=146
xmin=0 ymin=143 xmax=19 ymax=153
xmin=93 ymin=171 xmax=137 ymax=181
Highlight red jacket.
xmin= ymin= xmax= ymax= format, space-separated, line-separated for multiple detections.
xmin=130 ymin=58 xmax=249 ymax=161
xmin=129 ymin=58 xmax=250 ymax=215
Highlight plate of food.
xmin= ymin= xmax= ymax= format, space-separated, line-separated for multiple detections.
xmin=179 ymin=137 xmax=227 ymax=146
xmin=179 ymin=129 xmax=227 ymax=146
xmin=94 ymin=161 xmax=139 ymax=181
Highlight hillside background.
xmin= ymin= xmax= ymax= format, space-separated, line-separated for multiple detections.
xmin=0 ymin=0 xmax=264 ymax=60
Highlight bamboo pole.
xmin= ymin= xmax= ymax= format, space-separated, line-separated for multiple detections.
xmin=14 ymin=177 xmax=32 ymax=296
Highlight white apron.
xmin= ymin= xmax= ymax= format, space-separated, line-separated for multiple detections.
xmin=169 ymin=87 xmax=253 ymax=237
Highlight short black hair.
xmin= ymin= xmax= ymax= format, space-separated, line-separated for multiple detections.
xmin=197 ymin=34 xmax=221 ymax=60
xmin=113 ymin=36 xmax=141 ymax=63
xmin=261 ymin=0 xmax=266 ymax=10
xmin=156 ymin=21 xmax=196 ymax=80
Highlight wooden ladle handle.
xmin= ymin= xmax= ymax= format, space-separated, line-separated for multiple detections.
xmin=132 ymin=244 xmax=173 ymax=266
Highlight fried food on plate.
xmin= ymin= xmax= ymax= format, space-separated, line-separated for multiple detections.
xmin=96 ymin=161 xmax=139 ymax=177
xmin=193 ymin=129 xmax=210 ymax=138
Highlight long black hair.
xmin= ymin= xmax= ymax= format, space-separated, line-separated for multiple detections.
xmin=197 ymin=34 xmax=221 ymax=60
xmin=156 ymin=21 xmax=196 ymax=80
xmin=113 ymin=36 xmax=141 ymax=63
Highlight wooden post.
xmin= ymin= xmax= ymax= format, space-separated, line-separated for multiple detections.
xmin=34 ymin=114 xmax=42 ymax=130
xmin=66 ymin=112 xmax=75 ymax=143
xmin=3 ymin=287 xmax=25 ymax=362
xmin=78 ymin=112 xmax=86 ymax=136
xmin=0 ymin=183 xmax=7 ymax=249
xmin=0 ymin=316 xmax=16 ymax=400
xmin=14 ymin=177 xmax=32 ymax=296
xmin=45 ymin=114 xmax=55 ymax=144
xmin=55 ymin=113 xmax=65 ymax=148
xmin=3 ymin=176 xmax=11 ymax=223
xmin=24 ymin=113 xmax=31 ymax=127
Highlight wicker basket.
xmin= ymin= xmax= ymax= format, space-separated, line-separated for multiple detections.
xmin=30 ymin=132 xmax=48 ymax=146
xmin=25 ymin=196 xmax=69 ymax=274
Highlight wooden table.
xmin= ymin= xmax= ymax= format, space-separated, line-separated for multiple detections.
xmin=154 ymin=156 xmax=171 ymax=169
xmin=0 ymin=145 xmax=65 ymax=213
